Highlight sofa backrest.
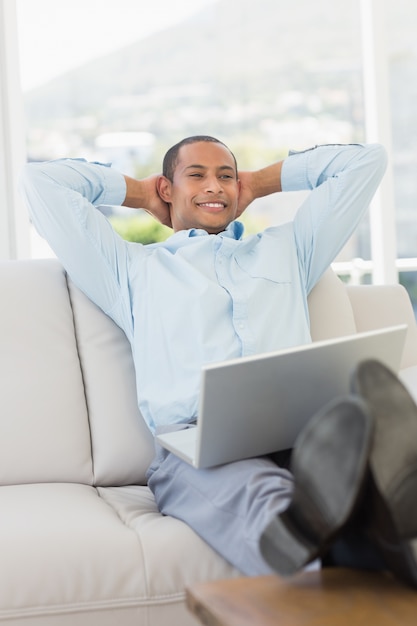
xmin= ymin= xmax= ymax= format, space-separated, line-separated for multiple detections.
xmin=346 ymin=282 xmax=417 ymax=369
xmin=0 ymin=259 xmax=153 ymax=488
xmin=0 ymin=260 xmax=415 ymax=488
xmin=0 ymin=259 xmax=94 ymax=486
xmin=308 ymin=269 xmax=357 ymax=340
xmin=308 ymin=269 xmax=417 ymax=369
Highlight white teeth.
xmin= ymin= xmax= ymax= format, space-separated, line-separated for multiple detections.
xmin=199 ymin=203 xmax=224 ymax=208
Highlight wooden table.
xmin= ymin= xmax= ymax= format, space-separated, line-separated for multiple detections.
xmin=187 ymin=568 xmax=417 ymax=626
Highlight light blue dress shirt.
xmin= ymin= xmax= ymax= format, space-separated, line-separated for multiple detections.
xmin=21 ymin=143 xmax=387 ymax=433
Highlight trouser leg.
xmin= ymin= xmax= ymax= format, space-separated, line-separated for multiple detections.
xmin=146 ymin=426 xmax=295 ymax=576
xmin=147 ymin=413 xmax=386 ymax=578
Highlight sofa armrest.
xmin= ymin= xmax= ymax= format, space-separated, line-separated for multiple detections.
xmin=347 ymin=284 xmax=417 ymax=369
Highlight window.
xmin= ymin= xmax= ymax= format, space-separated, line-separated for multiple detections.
xmin=14 ymin=0 xmax=417 ymax=313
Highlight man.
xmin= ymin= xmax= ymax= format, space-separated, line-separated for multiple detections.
xmin=20 ymin=136 xmax=417 ymax=585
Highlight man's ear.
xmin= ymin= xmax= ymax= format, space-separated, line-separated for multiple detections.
xmin=157 ymin=175 xmax=172 ymax=203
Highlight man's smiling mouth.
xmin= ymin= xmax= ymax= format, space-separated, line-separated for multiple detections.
xmin=197 ymin=202 xmax=226 ymax=211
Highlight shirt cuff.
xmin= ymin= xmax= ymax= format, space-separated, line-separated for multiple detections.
xmin=280 ymin=149 xmax=311 ymax=192
xmin=94 ymin=162 xmax=127 ymax=207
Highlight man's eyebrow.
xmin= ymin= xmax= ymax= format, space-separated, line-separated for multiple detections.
xmin=183 ymin=164 xmax=235 ymax=172
xmin=218 ymin=165 xmax=236 ymax=172
xmin=184 ymin=164 xmax=206 ymax=170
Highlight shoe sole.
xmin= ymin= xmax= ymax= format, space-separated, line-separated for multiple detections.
xmin=351 ymin=359 xmax=417 ymax=587
xmin=259 ymin=396 xmax=372 ymax=576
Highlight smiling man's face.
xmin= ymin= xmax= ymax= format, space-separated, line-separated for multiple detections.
xmin=158 ymin=141 xmax=240 ymax=234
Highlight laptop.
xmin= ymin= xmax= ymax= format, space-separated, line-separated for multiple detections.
xmin=156 ymin=325 xmax=407 ymax=469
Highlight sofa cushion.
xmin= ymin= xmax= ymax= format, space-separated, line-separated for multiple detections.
xmin=308 ymin=269 xmax=357 ymax=340
xmin=347 ymin=283 xmax=417 ymax=369
xmin=0 ymin=482 xmax=237 ymax=625
xmin=67 ymin=279 xmax=154 ymax=486
xmin=98 ymin=485 xmax=239 ymax=595
xmin=0 ymin=259 xmax=93 ymax=485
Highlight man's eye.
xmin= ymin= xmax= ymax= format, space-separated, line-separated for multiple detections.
xmin=189 ymin=173 xmax=203 ymax=178
xmin=220 ymin=174 xmax=233 ymax=179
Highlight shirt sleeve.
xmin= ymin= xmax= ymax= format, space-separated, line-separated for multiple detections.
xmin=20 ymin=158 xmax=139 ymax=337
xmin=281 ymin=143 xmax=388 ymax=293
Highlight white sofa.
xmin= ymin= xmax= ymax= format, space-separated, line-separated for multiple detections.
xmin=1 ymin=258 xmax=417 ymax=626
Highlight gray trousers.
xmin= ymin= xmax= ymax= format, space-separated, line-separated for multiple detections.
xmin=146 ymin=425 xmax=295 ymax=576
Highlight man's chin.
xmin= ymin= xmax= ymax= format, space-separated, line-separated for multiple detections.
xmin=172 ymin=213 xmax=235 ymax=234
xmin=203 ymin=221 xmax=231 ymax=235
xmin=199 ymin=214 xmax=235 ymax=234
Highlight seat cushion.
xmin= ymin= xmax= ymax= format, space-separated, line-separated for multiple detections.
xmin=0 ymin=483 xmax=238 ymax=626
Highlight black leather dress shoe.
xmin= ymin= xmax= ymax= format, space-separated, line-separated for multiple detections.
xmin=259 ymin=396 xmax=373 ymax=576
xmin=351 ymin=359 xmax=417 ymax=588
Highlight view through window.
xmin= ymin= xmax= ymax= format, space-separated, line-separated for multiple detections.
xmin=16 ymin=0 xmax=417 ymax=309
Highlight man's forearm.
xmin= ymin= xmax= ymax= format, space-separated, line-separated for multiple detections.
xmin=250 ymin=161 xmax=283 ymax=199
xmin=122 ymin=174 xmax=172 ymax=227
xmin=236 ymin=161 xmax=283 ymax=216
xmin=122 ymin=174 xmax=151 ymax=208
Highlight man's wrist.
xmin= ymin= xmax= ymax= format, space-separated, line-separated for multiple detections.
xmin=122 ymin=175 xmax=152 ymax=209
xmin=122 ymin=175 xmax=142 ymax=209
xmin=251 ymin=161 xmax=283 ymax=199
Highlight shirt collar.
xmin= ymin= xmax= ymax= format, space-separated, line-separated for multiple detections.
xmin=187 ymin=221 xmax=244 ymax=240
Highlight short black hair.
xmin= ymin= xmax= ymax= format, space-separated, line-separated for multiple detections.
xmin=162 ymin=135 xmax=238 ymax=181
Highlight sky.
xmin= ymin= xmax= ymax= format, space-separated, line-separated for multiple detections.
xmin=16 ymin=0 xmax=215 ymax=91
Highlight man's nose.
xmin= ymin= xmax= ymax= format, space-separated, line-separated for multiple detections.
xmin=204 ymin=176 xmax=223 ymax=193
